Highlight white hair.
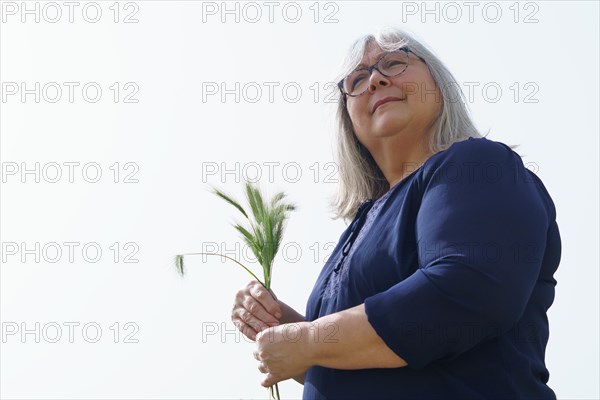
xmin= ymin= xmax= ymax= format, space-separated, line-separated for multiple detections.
xmin=330 ymin=26 xmax=519 ymax=223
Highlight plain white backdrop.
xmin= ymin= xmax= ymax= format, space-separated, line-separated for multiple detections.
xmin=1 ymin=1 xmax=598 ymax=399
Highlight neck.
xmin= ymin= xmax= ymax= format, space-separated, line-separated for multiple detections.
xmin=371 ymin=134 xmax=433 ymax=190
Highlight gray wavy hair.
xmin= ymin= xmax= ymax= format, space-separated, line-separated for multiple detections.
xmin=330 ymin=27 xmax=518 ymax=223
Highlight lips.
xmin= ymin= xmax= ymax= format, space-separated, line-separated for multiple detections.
xmin=372 ymin=96 xmax=406 ymax=113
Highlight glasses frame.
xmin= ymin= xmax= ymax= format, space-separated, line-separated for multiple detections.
xmin=337 ymin=47 xmax=423 ymax=101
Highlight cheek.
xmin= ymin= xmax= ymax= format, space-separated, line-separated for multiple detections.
xmin=404 ymin=78 xmax=441 ymax=114
xmin=347 ymin=101 xmax=369 ymax=126
xmin=425 ymin=86 xmax=443 ymax=116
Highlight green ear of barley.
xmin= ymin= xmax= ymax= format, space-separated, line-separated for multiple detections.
xmin=233 ymin=223 xmax=264 ymax=266
xmin=210 ymin=185 xmax=249 ymax=220
xmin=177 ymin=182 xmax=295 ymax=400
xmin=175 ymin=254 xmax=185 ymax=276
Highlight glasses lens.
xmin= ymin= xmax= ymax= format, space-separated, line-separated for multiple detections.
xmin=344 ymin=70 xmax=370 ymax=96
xmin=343 ymin=50 xmax=410 ymax=96
xmin=379 ymin=51 xmax=409 ymax=76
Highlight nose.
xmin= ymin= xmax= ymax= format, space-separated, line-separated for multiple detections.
xmin=367 ymin=69 xmax=391 ymax=93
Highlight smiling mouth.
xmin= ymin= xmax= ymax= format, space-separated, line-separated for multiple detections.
xmin=374 ymin=99 xmax=406 ymax=112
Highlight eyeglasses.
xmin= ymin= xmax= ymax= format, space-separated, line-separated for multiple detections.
xmin=337 ymin=47 xmax=421 ymax=100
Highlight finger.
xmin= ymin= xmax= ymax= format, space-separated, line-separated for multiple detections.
xmin=232 ymin=318 xmax=258 ymax=341
xmin=249 ymin=283 xmax=282 ymax=320
xmin=257 ymin=362 xmax=268 ymax=374
xmin=234 ymin=307 xmax=270 ymax=334
xmin=261 ymin=373 xmax=278 ymax=388
xmin=253 ymin=349 xmax=267 ymax=361
xmin=234 ymin=283 xmax=278 ymax=326
xmin=242 ymin=296 xmax=279 ymax=326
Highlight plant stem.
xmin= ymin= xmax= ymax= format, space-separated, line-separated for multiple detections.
xmin=177 ymin=252 xmax=264 ymax=286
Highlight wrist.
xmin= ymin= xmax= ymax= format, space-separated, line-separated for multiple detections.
xmin=302 ymin=313 xmax=345 ymax=368
xmin=277 ymin=300 xmax=305 ymax=324
xmin=300 ymin=321 xmax=320 ymax=367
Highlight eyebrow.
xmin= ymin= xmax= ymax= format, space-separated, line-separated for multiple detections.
xmin=355 ymin=52 xmax=386 ymax=68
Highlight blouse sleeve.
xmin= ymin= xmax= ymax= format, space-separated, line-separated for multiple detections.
xmin=363 ymin=138 xmax=550 ymax=370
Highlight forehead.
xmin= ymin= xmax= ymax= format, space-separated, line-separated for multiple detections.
xmin=356 ymin=44 xmax=387 ymax=68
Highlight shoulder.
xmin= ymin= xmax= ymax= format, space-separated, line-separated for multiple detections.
xmin=417 ymin=136 xmax=557 ymax=220
xmin=431 ymin=136 xmax=517 ymax=166
xmin=419 ymin=136 xmax=522 ymax=183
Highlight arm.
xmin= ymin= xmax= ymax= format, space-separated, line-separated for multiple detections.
xmin=363 ymin=139 xmax=551 ymax=369
xmin=271 ymin=302 xmax=405 ymax=383
xmin=304 ymin=304 xmax=407 ymax=369
xmin=275 ymin=301 xmax=408 ymax=380
xmin=255 ymin=305 xmax=405 ymax=387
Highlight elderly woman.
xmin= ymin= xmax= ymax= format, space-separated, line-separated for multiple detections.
xmin=232 ymin=28 xmax=561 ymax=399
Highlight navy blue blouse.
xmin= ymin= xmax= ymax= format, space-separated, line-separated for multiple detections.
xmin=303 ymin=137 xmax=561 ymax=399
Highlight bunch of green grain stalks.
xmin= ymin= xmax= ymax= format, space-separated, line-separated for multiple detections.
xmin=175 ymin=181 xmax=297 ymax=400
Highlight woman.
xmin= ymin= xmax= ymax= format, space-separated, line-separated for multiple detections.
xmin=232 ymin=27 xmax=561 ymax=399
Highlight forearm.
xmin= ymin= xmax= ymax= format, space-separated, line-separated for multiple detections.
xmin=305 ymin=304 xmax=407 ymax=370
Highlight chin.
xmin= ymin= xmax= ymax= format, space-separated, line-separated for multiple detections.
xmin=372 ymin=121 xmax=408 ymax=137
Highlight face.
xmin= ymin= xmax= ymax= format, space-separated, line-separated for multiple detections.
xmin=345 ymin=43 xmax=442 ymax=155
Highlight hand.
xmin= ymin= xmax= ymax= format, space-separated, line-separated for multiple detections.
xmin=232 ymin=280 xmax=283 ymax=341
xmin=254 ymin=322 xmax=313 ymax=387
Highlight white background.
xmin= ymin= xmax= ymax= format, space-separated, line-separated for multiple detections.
xmin=1 ymin=1 xmax=598 ymax=399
